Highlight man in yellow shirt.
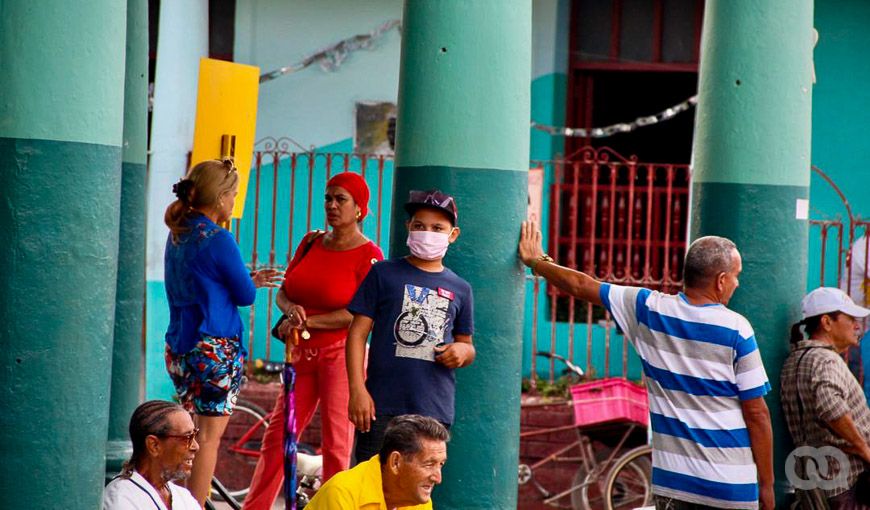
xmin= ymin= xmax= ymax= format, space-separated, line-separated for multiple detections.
xmin=306 ymin=415 xmax=449 ymax=510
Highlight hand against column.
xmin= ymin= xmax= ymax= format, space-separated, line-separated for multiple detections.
xmin=518 ymin=221 xmax=545 ymax=267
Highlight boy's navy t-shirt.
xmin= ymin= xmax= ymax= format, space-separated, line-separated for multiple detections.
xmin=348 ymin=257 xmax=474 ymax=425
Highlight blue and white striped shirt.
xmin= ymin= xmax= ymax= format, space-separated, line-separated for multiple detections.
xmin=600 ymin=283 xmax=770 ymax=509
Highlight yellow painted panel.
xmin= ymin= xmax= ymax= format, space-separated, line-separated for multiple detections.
xmin=191 ymin=58 xmax=259 ymax=218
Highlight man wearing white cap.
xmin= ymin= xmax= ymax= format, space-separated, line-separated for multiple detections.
xmin=781 ymin=287 xmax=870 ymax=508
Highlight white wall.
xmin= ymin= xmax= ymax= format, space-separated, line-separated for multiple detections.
xmin=235 ymin=0 xmax=403 ymax=148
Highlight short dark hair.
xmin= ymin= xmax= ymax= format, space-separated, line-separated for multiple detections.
xmin=683 ymin=236 xmax=738 ymax=288
xmin=378 ymin=415 xmax=450 ymax=463
xmin=123 ymin=400 xmax=187 ymax=476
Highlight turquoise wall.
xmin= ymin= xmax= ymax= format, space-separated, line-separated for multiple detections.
xmin=808 ymin=0 xmax=870 ymax=290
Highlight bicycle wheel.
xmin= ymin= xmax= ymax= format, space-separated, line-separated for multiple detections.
xmin=571 ymin=461 xmax=611 ymax=510
xmin=603 ymin=445 xmax=653 ymax=510
xmin=212 ymin=399 xmax=270 ymax=501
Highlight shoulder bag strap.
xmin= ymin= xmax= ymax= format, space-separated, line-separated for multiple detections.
xmin=793 ymin=347 xmax=816 ymax=445
xmin=287 ymin=229 xmax=326 ymax=273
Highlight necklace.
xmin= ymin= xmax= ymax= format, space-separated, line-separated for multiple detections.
xmin=160 ymin=483 xmax=173 ymax=508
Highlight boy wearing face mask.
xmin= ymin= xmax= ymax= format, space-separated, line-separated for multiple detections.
xmin=346 ymin=190 xmax=475 ymax=464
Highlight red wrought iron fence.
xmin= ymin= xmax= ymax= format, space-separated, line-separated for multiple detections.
xmin=807 ymin=165 xmax=869 ymax=381
xmin=809 ymin=165 xmax=870 ymax=300
xmin=526 ymin=147 xmax=691 ymax=387
xmin=229 ymin=142 xmax=394 ymax=362
xmin=232 ymin=149 xmax=869 ymax=387
xmin=233 ymin=144 xmax=697 ymax=385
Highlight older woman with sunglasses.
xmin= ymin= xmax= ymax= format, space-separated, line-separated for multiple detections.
xmin=163 ymin=159 xmax=282 ymax=506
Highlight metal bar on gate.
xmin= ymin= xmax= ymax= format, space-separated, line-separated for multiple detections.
xmin=662 ymin=166 xmax=674 ymax=289
xmin=377 ymin=156 xmax=385 ymax=246
xmin=625 ymin=163 xmax=636 ymax=284
xmin=324 ymin=154 xmax=333 ymax=230
xmin=606 ymin=165 xmax=618 ymax=281
xmin=249 ymin=159 xmax=263 ymax=362
xmin=360 ymin=154 xmax=368 ymax=180
xmin=846 ymin=221 xmax=853 ymax=294
xmin=288 ymin=154 xmax=298 ymax=266
xmin=644 ymin=165 xmax=655 ymax=281
xmin=530 ymin=276 xmax=540 ymax=391
xmin=568 ymin=161 xmax=581 ymax=366
xmin=265 ymin=152 xmax=280 ymax=361
xmin=234 ymin=218 xmax=241 ymax=245
xmin=548 ymin=160 xmax=564 ymax=383
xmin=835 ymin=223 xmax=844 ymax=286
xmin=306 ymin=153 xmax=314 ymax=232
xmin=603 ymin=165 xmax=618 ymax=376
xmin=819 ymin=224 xmax=829 ymax=286
xmin=586 ymin=161 xmax=599 ymax=376
xmin=671 ymin=189 xmax=683 ymax=285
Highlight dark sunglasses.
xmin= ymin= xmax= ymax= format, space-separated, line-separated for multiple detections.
xmin=157 ymin=427 xmax=199 ymax=448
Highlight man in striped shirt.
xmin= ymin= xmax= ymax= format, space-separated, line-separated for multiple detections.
xmin=518 ymin=222 xmax=774 ymax=510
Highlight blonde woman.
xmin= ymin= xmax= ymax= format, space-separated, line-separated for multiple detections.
xmin=163 ymin=159 xmax=281 ymax=505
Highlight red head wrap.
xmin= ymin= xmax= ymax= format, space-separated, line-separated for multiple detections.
xmin=326 ymin=172 xmax=370 ymax=220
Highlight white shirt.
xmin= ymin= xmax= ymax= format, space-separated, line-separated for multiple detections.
xmin=842 ymin=236 xmax=869 ymax=306
xmin=102 ymin=470 xmax=200 ymax=510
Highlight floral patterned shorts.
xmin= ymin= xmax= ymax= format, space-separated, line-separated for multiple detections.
xmin=165 ymin=335 xmax=244 ymax=416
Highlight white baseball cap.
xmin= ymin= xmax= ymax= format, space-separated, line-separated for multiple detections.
xmin=801 ymin=287 xmax=870 ymax=320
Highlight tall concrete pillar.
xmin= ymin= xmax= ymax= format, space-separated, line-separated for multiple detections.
xmin=390 ymin=2 xmax=531 ymax=508
xmin=0 ymin=1 xmax=127 ymax=508
xmin=106 ymin=0 xmax=149 ymax=476
xmin=690 ymin=1 xmax=814 ymax=505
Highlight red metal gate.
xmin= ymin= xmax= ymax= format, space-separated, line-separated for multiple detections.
xmin=229 ymin=143 xmax=394 ymax=362
xmin=527 ymin=146 xmax=690 ymax=386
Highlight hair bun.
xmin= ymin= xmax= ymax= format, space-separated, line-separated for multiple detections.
xmin=172 ymin=179 xmax=194 ymax=203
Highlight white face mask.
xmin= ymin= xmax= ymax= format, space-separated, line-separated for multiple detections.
xmin=407 ymin=230 xmax=451 ymax=261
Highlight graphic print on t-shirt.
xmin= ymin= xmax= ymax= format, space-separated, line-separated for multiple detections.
xmin=393 ymin=284 xmax=450 ymax=361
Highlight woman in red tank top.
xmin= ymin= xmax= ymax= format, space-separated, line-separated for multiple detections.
xmin=243 ymin=172 xmax=383 ymax=510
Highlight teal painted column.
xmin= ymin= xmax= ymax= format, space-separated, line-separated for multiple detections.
xmin=0 ymin=2 xmax=127 ymax=508
xmin=106 ymin=0 xmax=148 ymax=477
xmin=690 ymin=1 xmax=813 ymax=506
xmin=390 ymin=2 xmax=531 ymax=508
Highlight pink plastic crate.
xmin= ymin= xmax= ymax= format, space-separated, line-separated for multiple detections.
xmin=570 ymin=377 xmax=649 ymax=427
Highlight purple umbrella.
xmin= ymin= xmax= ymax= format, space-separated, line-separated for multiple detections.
xmin=283 ymin=330 xmax=298 ymax=510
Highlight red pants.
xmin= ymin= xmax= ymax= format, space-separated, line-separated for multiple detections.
xmin=242 ymin=342 xmax=354 ymax=510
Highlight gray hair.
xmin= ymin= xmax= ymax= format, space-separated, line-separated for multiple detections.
xmin=683 ymin=236 xmax=738 ymax=288
xmin=379 ymin=415 xmax=450 ymax=463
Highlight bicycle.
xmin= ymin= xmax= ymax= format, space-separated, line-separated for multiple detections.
xmin=209 ymin=389 xmax=323 ymax=509
xmin=213 ymin=398 xmax=271 ymax=502
xmin=518 ymin=352 xmax=653 ymax=510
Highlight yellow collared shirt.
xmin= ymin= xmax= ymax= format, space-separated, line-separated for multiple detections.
xmin=306 ymin=455 xmax=433 ymax=510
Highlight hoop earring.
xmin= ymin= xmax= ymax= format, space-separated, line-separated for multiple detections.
xmin=356 ymin=211 xmax=362 ymax=220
